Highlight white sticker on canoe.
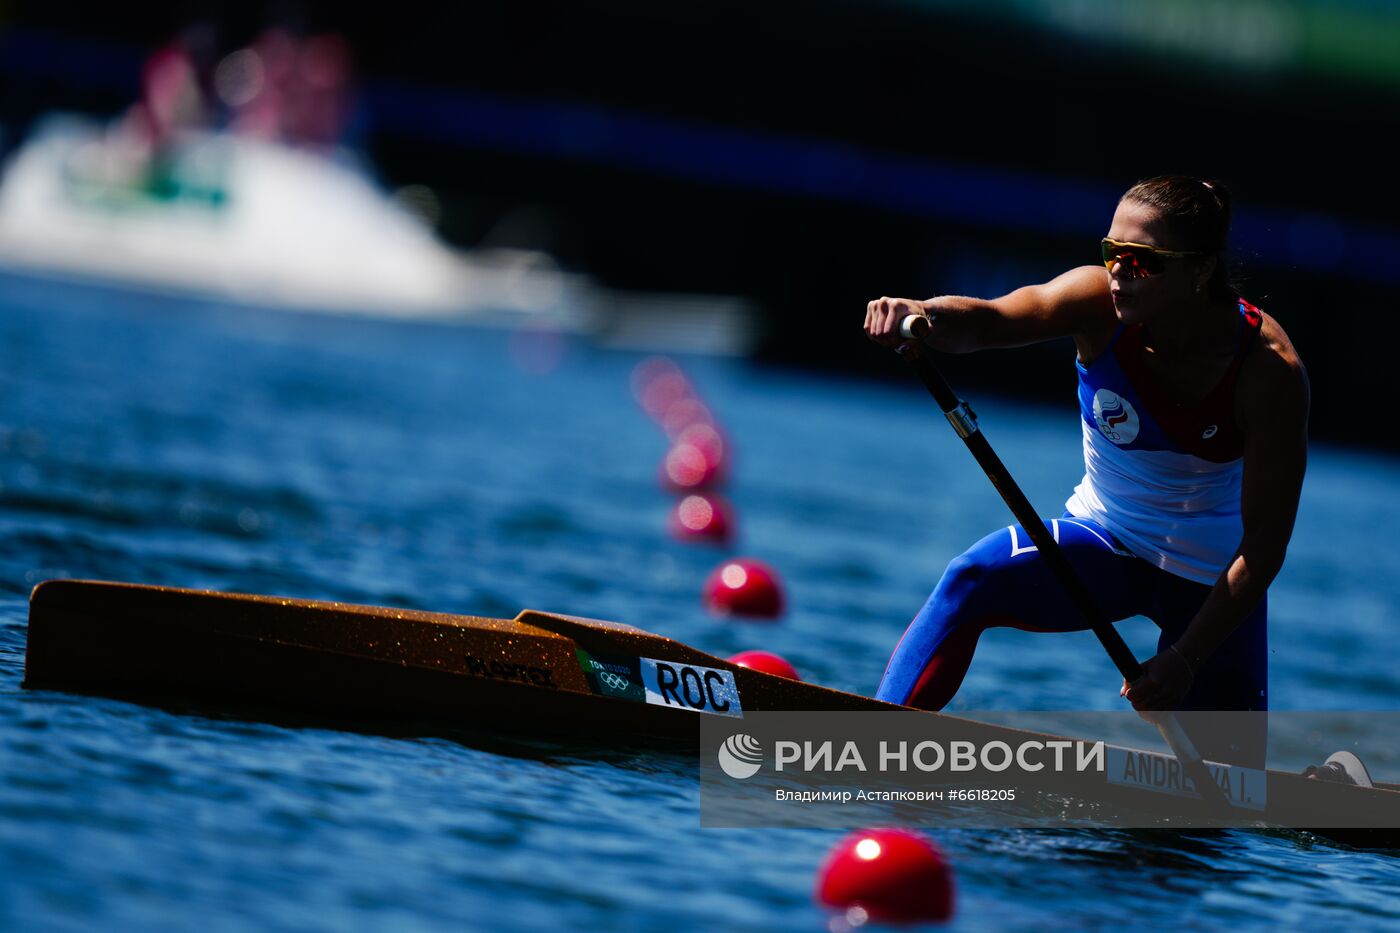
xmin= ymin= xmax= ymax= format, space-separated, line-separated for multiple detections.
xmin=640 ymin=658 xmax=744 ymax=718
xmin=1106 ymin=745 xmax=1266 ymax=811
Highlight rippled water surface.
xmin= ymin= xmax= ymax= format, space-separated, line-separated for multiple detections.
xmin=2 ymin=272 xmax=1398 ymax=931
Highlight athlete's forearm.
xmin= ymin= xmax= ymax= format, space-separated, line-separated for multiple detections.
xmin=1174 ymin=542 xmax=1283 ymax=669
xmin=1190 ymin=324 xmax=1308 ymax=668
xmin=919 ymin=296 xmax=1001 ymax=353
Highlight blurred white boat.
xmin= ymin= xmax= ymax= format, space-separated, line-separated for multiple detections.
xmin=0 ymin=114 xmax=759 ymax=354
xmin=0 ymin=114 xmax=587 ymax=321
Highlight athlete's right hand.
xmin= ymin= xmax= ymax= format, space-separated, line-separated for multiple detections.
xmin=865 ymin=297 xmax=929 ymax=348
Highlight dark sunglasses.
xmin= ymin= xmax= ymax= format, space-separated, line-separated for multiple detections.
xmin=1101 ymin=238 xmax=1207 ymax=278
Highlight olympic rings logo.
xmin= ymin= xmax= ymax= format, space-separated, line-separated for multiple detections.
xmin=598 ymin=671 xmax=632 ymax=691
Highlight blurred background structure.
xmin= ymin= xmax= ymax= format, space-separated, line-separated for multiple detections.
xmin=1 ymin=0 xmax=1397 ymax=443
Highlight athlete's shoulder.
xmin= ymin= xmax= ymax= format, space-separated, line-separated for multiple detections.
xmin=1002 ymin=264 xmax=1111 ymax=310
xmin=978 ymin=265 xmax=1115 ymax=351
xmin=1052 ymin=264 xmax=1113 ymax=301
xmin=1247 ymin=306 xmax=1305 ymax=381
xmin=1049 ymin=266 xmax=1115 ymax=358
xmin=1238 ymin=304 xmax=1309 ymax=431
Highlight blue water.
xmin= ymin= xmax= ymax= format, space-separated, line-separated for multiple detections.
xmin=1 ymin=272 xmax=1398 ymax=931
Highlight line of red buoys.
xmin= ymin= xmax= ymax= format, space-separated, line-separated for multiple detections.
xmin=634 ymin=357 xmax=788 ymax=620
xmin=634 ymin=358 xmax=953 ymax=924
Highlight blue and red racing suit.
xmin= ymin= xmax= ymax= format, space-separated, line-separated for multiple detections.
xmin=877 ymin=301 xmax=1268 ymax=765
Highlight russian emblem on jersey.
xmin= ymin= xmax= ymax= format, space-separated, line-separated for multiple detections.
xmin=1093 ymin=390 xmax=1140 ymax=445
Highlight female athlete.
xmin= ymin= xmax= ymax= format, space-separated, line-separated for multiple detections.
xmin=864 ymin=176 xmax=1309 ymax=765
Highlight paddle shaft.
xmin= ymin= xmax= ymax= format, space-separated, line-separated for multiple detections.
xmin=896 ymin=315 xmax=1229 ymax=809
xmin=896 ymin=322 xmax=1140 ymax=677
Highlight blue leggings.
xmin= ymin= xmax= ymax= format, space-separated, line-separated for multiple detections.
xmin=876 ymin=517 xmax=1267 ymax=764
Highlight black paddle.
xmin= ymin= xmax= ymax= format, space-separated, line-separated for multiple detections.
xmin=896 ymin=314 xmax=1231 ymax=812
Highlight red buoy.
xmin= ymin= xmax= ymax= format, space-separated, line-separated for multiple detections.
xmin=632 ymin=358 xmax=694 ymax=423
xmin=630 ymin=356 xmax=680 ymax=398
xmin=728 ymin=650 xmax=800 ymax=681
xmin=660 ymin=397 xmax=714 ymax=438
xmin=675 ymin=422 xmax=726 ymax=464
xmin=815 ymin=828 xmax=955 ymax=925
xmin=702 ymin=558 xmax=785 ymax=619
xmin=668 ymin=493 xmax=734 ymax=544
xmin=661 ymin=430 xmax=728 ymax=491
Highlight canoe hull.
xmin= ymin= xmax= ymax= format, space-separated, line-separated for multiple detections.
xmin=23 ymin=579 xmax=891 ymax=740
xmin=23 ymin=580 xmax=1400 ymax=849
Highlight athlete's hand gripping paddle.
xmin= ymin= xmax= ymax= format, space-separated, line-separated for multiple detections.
xmin=895 ymin=314 xmax=1231 ymax=812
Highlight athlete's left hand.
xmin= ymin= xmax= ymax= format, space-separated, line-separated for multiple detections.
xmin=1120 ymin=648 xmax=1194 ymax=711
